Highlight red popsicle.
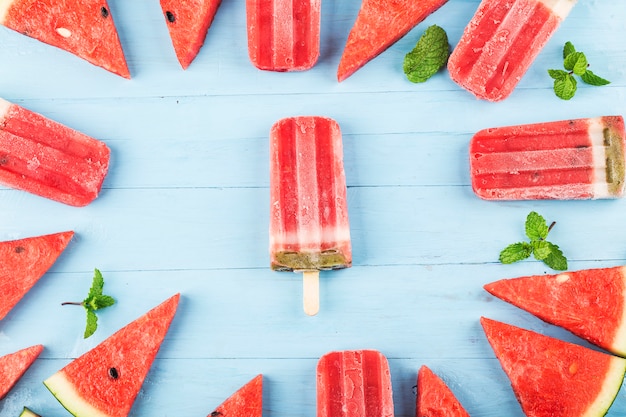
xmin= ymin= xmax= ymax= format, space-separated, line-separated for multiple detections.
xmin=270 ymin=116 xmax=351 ymax=315
xmin=246 ymin=0 xmax=320 ymax=71
xmin=0 ymin=98 xmax=110 ymax=206
xmin=317 ymin=350 xmax=394 ymax=417
xmin=470 ymin=116 xmax=626 ymax=200
xmin=448 ymin=0 xmax=577 ymax=101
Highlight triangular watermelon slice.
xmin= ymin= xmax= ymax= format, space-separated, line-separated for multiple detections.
xmin=337 ymin=0 xmax=449 ymax=82
xmin=207 ymin=374 xmax=263 ymax=417
xmin=44 ymin=294 xmax=180 ymax=417
xmin=0 ymin=344 xmax=43 ymax=400
xmin=19 ymin=406 xmax=41 ymax=417
xmin=484 ymin=266 xmax=626 ymax=357
xmin=159 ymin=0 xmax=222 ymax=69
xmin=416 ymin=365 xmax=469 ymax=417
xmin=0 ymin=0 xmax=129 ymax=78
xmin=0 ymin=231 xmax=74 ymax=321
xmin=481 ymin=317 xmax=626 ymax=417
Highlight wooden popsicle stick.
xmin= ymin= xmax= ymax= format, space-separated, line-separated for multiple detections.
xmin=303 ymin=270 xmax=320 ymax=316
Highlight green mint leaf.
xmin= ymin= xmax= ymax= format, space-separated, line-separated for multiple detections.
xmin=580 ymin=70 xmax=610 ymax=86
xmin=403 ymin=25 xmax=450 ymax=83
xmin=543 ymin=242 xmax=568 ymax=270
xmin=87 ymin=268 xmax=104 ymax=299
xmin=563 ymin=41 xmax=576 ymax=59
xmin=563 ymin=51 xmax=588 ymax=75
xmin=553 ymin=74 xmax=577 ymax=100
xmin=65 ymin=268 xmax=116 ymax=339
xmin=548 ymin=69 xmax=568 ymax=80
xmin=499 ymin=242 xmax=533 ymax=264
xmin=84 ymin=309 xmax=98 ymax=339
xmin=531 ymin=240 xmax=551 ymax=260
xmin=525 ymin=211 xmax=549 ymax=241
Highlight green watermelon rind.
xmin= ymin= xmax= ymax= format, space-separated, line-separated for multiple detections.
xmin=44 ymin=371 xmax=109 ymax=417
xmin=19 ymin=407 xmax=41 ymax=417
xmin=585 ymin=356 xmax=626 ymax=416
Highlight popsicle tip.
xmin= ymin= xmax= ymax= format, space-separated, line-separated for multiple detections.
xmin=303 ymin=270 xmax=320 ymax=316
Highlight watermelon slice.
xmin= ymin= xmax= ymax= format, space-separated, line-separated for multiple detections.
xmin=484 ymin=266 xmax=626 ymax=357
xmin=19 ymin=407 xmax=42 ymax=417
xmin=0 ymin=231 xmax=74 ymax=321
xmin=337 ymin=0 xmax=449 ymax=82
xmin=159 ymin=0 xmax=222 ymax=69
xmin=0 ymin=0 xmax=129 ymax=78
xmin=0 ymin=98 xmax=111 ymax=206
xmin=481 ymin=317 xmax=626 ymax=417
xmin=207 ymin=374 xmax=263 ymax=417
xmin=44 ymin=294 xmax=180 ymax=417
xmin=0 ymin=345 xmax=43 ymax=400
xmin=416 ymin=365 xmax=469 ymax=417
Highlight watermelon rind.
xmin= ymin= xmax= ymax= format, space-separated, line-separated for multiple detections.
xmin=19 ymin=407 xmax=41 ymax=417
xmin=44 ymin=372 xmax=109 ymax=417
xmin=582 ymin=356 xmax=626 ymax=416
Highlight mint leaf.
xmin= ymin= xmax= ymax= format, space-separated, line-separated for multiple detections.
xmin=403 ymin=25 xmax=450 ymax=83
xmin=63 ymin=268 xmax=115 ymax=339
xmin=499 ymin=212 xmax=568 ymax=270
xmin=499 ymin=242 xmax=532 ymax=264
xmin=553 ymin=74 xmax=577 ymax=100
xmin=548 ymin=69 xmax=568 ymax=80
xmin=85 ymin=310 xmax=98 ymax=339
xmin=549 ymin=42 xmax=610 ymax=99
xmin=543 ymin=243 xmax=568 ymax=270
xmin=564 ymin=51 xmax=588 ymax=75
xmin=525 ymin=211 xmax=549 ymax=241
xmin=563 ymin=41 xmax=576 ymax=59
xmin=531 ymin=240 xmax=551 ymax=260
xmin=581 ymin=70 xmax=610 ymax=86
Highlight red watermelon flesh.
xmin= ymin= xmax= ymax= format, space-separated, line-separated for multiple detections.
xmin=481 ymin=317 xmax=626 ymax=417
xmin=0 ymin=0 xmax=129 ymax=78
xmin=0 ymin=231 xmax=74 ymax=321
xmin=160 ymin=0 xmax=222 ymax=69
xmin=208 ymin=374 xmax=263 ymax=417
xmin=0 ymin=98 xmax=110 ymax=207
xmin=44 ymin=294 xmax=180 ymax=417
xmin=337 ymin=0 xmax=449 ymax=82
xmin=0 ymin=344 xmax=43 ymax=400
xmin=484 ymin=266 xmax=626 ymax=357
xmin=416 ymin=365 xmax=469 ymax=417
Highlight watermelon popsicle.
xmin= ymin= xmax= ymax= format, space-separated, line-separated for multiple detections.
xmin=0 ymin=98 xmax=110 ymax=206
xmin=246 ymin=0 xmax=320 ymax=71
xmin=448 ymin=0 xmax=577 ymax=101
xmin=316 ymin=350 xmax=394 ymax=417
xmin=269 ymin=116 xmax=351 ymax=316
xmin=470 ymin=116 xmax=626 ymax=200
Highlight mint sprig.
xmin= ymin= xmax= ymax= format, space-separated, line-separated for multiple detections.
xmin=499 ymin=212 xmax=568 ymax=270
xmin=548 ymin=41 xmax=610 ymax=100
xmin=403 ymin=25 xmax=450 ymax=83
xmin=62 ymin=269 xmax=115 ymax=338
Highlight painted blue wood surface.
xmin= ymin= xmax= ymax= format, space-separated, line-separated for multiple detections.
xmin=1 ymin=0 xmax=625 ymax=416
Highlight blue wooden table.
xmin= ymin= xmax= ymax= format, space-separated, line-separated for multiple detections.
xmin=1 ymin=1 xmax=626 ymax=416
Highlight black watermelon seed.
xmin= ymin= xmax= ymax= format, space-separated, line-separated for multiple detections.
xmin=166 ymin=11 xmax=175 ymax=23
xmin=14 ymin=246 xmax=25 ymax=253
xmin=101 ymin=6 xmax=109 ymax=18
xmin=108 ymin=367 xmax=119 ymax=379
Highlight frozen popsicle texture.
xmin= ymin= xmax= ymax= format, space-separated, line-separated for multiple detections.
xmin=448 ymin=0 xmax=577 ymax=101
xmin=470 ymin=116 xmax=626 ymax=200
xmin=269 ymin=116 xmax=351 ymax=271
xmin=0 ymin=98 xmax=110 ymax=206
xmin=317 ymin=350 xmax=394 ymax=417
xmin=246 ymin=0 xmax=320 ymax=71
